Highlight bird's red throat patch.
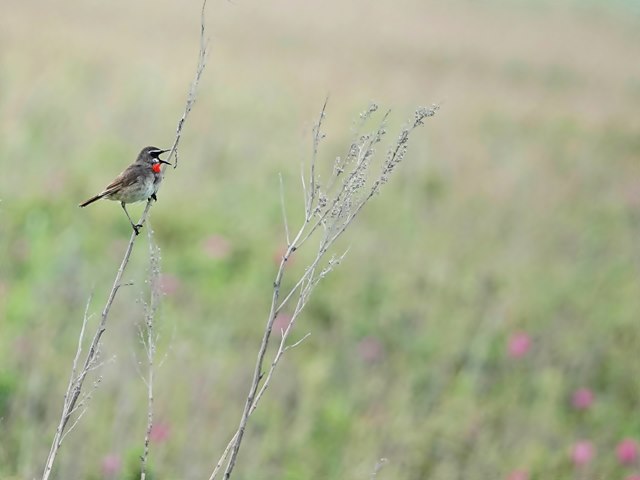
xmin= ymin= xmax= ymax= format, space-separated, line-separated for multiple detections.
xmin=152 ymin=163 xmax=162 ymax=173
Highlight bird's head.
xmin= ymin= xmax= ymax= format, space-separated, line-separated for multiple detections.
xmin=138 ymin=146 xmax=172 ymax=171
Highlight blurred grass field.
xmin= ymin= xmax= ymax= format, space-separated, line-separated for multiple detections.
xmin=2 ymin=0 xmax=640 ymax=479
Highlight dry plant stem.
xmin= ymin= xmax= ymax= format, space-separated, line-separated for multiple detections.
xmin=219 ymin=234 xmax=305 ymax=479
xmin=306 ymin=97 xmax=327 ymax=215
xmin=216 ymin=103 xmax=333 ymax=480
xmin=210 ymin=102 xmax=438 ymax=480
xmin=167 ymin=0 xmax=209 ymax=170
xmin=278 ymin=173 xmax=291 ymax=245
xmin=41 ymin=3 xmax=209 ymax=478
xmin=247 ymin=249 xmax=319 ymax=418
xmin=41 ymin=297 xmax=92 ymax=480
xmin=208 ymin=248 xmax=313 ymax=480
xmin=209 ymin=106 xmax=324 ymax=480
xmin=215 ymin=103 xmax=331 ymax=480
xmin=140 ymin=227 xmax=161 ymax=480
xmin=209 ymin=245 xmax=307 ymax=480
xmin=42 ymin=233 xmax=138 ymax=480
xmin=140 ymin=356 xmax=154 ymax=480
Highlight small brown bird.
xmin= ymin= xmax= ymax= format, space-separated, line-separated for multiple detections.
xmin=79 ymin=146 xmax=172 ymax=235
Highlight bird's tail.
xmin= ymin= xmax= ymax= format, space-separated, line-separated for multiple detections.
xmin=79 ymin=193 xmax=106 ymax=207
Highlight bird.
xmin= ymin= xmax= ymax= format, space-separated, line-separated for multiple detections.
xmin=79 ymin=146 xmax=172 ymax=235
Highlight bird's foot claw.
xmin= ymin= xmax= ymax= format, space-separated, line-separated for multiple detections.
xmin=133 ymin=224 xmax=143 ymax=235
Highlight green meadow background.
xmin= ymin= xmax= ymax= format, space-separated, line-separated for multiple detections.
xmin=2 ymin=0 xmax=640 ymax=479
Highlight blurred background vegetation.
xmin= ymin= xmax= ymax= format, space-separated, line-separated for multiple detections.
xmin=1 ymin=0 xmax=640 ymax=478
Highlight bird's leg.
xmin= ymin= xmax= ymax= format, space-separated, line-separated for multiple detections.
xmin=150 ymin=193 xmax=158 ymax=202
xmin=121 ymin=202 xmax=142 ymax=235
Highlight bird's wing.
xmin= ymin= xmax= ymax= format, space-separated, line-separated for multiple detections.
xmin=102 ymin=166 xmax=140 ymax=194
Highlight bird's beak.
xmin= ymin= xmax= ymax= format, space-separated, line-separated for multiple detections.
xmin=155 ymin=148 xmax=172 ymax=166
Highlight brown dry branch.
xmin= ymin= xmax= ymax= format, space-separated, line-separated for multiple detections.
xmin=40 ymin=2 xmax=209 ymax=479
xmin=208 ymin=101 xmax=439 ymax=480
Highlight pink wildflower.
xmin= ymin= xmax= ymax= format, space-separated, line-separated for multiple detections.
xmin=203 ymin=234 xmax=232 ymax=260
xmin=158 ymin=273 xmax=181 ymax=295
xmin=101 ymin=454 xmax=121 ymax=476
xmin=273 ymin=313 xmax=293 ymax=335
xmin=506 ymin=470 xmax=529 ymax=480
xmin=571 ymin=388 xmax=594 ymax=410
xmin=149 ymin=422 xmax=171 ymax=443
xmin=507 ymin=331 xmax=531 ymax=358
xmin=571 ymin=440 xmax=595 ymax=467
xmin=617 ymin=439 xmax=639 ymax=466
xmin=357 ymin=336 xmax=384 ymax=363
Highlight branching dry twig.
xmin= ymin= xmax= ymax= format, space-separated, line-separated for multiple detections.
xmin=40 ymin=3 xmax=209 ymax=479
xmin=208 ymin=101 xmax=439 ymax=480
